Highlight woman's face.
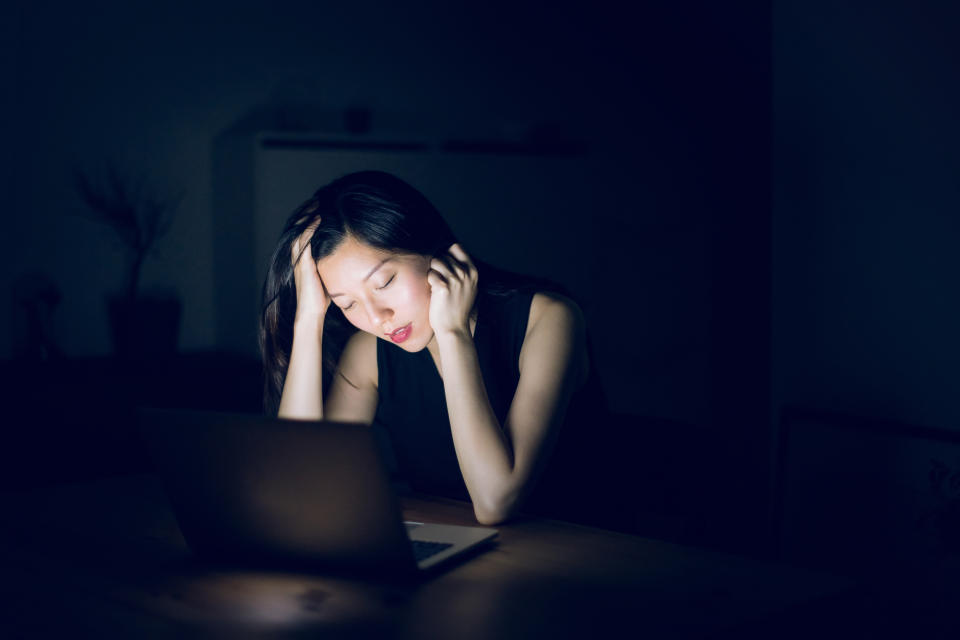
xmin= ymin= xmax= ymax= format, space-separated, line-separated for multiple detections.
xmin=316 ymin=235 xmax=434 ymax=351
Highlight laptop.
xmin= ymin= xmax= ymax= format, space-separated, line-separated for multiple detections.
xmin=136 ymin=408 xmax=498 ymax=577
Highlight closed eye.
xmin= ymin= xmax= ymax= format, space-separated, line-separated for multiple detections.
xmin=339 ymin=275 xmax=394 ymax=311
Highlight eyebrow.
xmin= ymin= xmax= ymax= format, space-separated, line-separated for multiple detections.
xmin=328 ymin=258 xmax=394 ymax=299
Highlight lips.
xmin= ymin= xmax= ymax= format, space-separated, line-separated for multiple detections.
xmin=388 ymin=323 xmax=412 ymax=344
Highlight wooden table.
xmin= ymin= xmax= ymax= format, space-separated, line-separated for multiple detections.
xmin=0 ymin=473 xmax=941 ymax=639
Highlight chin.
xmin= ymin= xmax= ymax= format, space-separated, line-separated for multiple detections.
xmin=405 ymin=336 xmax=432 ymax=352
xmin=402 ymin=330 xmax=433 ymax=352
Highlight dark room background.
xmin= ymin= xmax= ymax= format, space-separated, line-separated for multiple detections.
xmin=3 ymin=0 xmax=958 ymax=561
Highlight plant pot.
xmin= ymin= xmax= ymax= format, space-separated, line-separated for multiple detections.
xmin=107 ymin=295 xmax=182 ymax=358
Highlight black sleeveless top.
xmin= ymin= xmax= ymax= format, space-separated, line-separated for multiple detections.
xmin=371 ymin=289 xmax=607 ymax=521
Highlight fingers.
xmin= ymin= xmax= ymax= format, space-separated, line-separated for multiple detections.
xmin=430 ymin=256 xmax=459 ymax=281
xmin=291 ymin=241 xmax=305 ymax=267
xmin=291 ymin=233 xmax=307 ymax=265
xmin=291 ymin=218 xmax=322 ymax=266
xmin=448 ymin=243 xmax=474 ymax=270
xmin=427 ymin=270 xmax=447 ymax=290
xmin=431 ymin=244 xmax=473 ymax=280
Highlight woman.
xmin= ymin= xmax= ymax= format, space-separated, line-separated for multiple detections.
xmin=259 ymin=171 xmax=600 ymax=526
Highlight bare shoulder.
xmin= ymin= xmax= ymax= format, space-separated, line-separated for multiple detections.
xmin=338 ymin=329 xmax=379 ymax=390
xmin=519 ymin=292 xmax=588 ymax=381
xmin=527 ymin=291 xmax=583 ymax=322
xmin=527 ymin=292 xmax=585 ymax=335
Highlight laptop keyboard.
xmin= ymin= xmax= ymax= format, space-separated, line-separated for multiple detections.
xmin=411 ymin=540 xmax=454 ymax=562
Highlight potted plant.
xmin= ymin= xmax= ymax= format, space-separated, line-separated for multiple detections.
xmin=75 ymin=165 xmax=183 ymax=358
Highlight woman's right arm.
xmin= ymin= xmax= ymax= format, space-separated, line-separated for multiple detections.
xmin=279 ymin=302 xmax=380 ymax=424
xmin=276 ymin=221 xmax=379 ymax=423
xmin=277 ymin=222 xmax=330 ymax=420
xmin=277 ymin=315 xmax=326 ymax=420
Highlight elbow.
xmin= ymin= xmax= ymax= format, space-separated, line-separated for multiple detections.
xmin=474 ymin=507 xmax=510 ymax=526
xmin=472 ymin=493 xmax=520 ymax=526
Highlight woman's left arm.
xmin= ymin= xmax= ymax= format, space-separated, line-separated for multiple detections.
xmin=430 ymin=245 xmax=588 ymax=525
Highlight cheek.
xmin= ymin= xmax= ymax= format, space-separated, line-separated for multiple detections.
xmin=341 ymin=311 xmax=367 ymax=333
xmin=396 ymin=274 xmax=431 ymax=307
xmin=413 ymin=278 xmax=434 ymax=311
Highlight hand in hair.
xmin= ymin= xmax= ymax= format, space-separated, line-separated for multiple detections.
xmin=428 ymin=243 xmax=479 ymax=337
xmin=291 ymin=220 xmax=331 ymax=323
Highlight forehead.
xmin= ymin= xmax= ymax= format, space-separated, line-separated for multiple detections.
xmin=318 ymin=236 xmax=387 ymax=270
xmin=316 ymin=236 xmax=407 ymax=287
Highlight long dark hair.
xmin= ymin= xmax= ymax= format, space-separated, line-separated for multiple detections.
xmin=258 ymin=170 xmax=572 ymax=415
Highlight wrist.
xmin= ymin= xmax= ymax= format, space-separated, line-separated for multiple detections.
xmin=434 ymin=326 xmax=472 ymax=345
xmin=294 ymin=313 xmax=325 ymax=334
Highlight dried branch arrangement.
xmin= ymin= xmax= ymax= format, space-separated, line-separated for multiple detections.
xmin=75 ymin=165 xmax=182 ymax=298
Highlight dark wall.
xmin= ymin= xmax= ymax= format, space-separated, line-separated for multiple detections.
xmin=774 ymin=0 xmax=960 ymax=432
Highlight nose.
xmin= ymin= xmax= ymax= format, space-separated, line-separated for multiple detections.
xmin=364 ymin=299 xmax=392 ymax=330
